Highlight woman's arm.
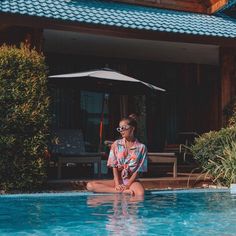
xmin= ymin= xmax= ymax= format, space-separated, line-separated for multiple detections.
xmin=124 ymin=171 xmax=138 ymax=189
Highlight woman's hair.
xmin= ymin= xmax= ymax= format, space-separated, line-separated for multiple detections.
xmin=120 ymin=113 xmax=138 ymax=134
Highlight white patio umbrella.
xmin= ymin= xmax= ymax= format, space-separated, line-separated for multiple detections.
xmin=49 ymin=68 xmax=165 ymax=151
xmin=49 ymin=68 xmax=166 ymax=92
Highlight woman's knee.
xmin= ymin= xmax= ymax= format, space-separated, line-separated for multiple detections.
xmin=130 ymin=182 xmax=145 ymax=196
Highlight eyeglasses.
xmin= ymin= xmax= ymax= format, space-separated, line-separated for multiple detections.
xmin=116 ymin=125 xmax=131 ymax=132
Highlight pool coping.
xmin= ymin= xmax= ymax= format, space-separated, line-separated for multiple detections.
xmin=0 ymin=188 xmax=230 ymax=198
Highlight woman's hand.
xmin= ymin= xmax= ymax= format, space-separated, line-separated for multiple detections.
xmin=122 ymin=184 xmax=129 ymax=191
xmin=115 ymin=184 xmax=124 ymax=192
xmin=115 ymin=184 xmax=129 ymax=192
xmin=115 ymin=184 xmax=127 ymax=191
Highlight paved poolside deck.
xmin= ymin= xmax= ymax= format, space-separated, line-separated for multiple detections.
xmin=46 ymin=172 xmax=214 ymax=192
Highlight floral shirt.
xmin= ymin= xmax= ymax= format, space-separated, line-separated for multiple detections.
xmin=107 ymin=138 xmax=147 ymax=179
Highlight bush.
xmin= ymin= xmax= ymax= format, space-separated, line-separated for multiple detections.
xmin=0 ymin=44 xmax=50 ymax=191
xmin=190 ymin=127 xmax=236 ymax=186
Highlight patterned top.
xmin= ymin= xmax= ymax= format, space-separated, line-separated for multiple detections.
xmin=107 ymin=138 xmax=147 ymax=180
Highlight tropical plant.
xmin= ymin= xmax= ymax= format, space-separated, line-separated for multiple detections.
xmin=190 ymin=127 xmax=236 ymax=186
xmin=208 ymin=141 xmax=236 ymax=186
xmin=0 ymin=44 xmax=50 ymax=191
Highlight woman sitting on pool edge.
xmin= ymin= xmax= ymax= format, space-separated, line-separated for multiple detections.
xmin=86 ymin=114 xmax=147 ymax=196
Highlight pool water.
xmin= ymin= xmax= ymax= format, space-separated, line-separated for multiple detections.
xmin=0 ymin=189 xmax=236 ymax=235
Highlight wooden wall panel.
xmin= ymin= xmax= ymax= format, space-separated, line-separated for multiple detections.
xmin=47 ymin=52 xmax=220 ymax=150
xmin=219 ymin=47 xmax=236 ymax=126
xmin=179 ymin=64 xmax=220 ymax=133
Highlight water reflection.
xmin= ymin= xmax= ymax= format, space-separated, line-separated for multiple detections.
xmin=87 ymin=194 xmax=146 ymax=235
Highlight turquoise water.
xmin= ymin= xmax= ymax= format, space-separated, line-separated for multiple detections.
xmin=0 ymin=190 xmax=236 ymax=235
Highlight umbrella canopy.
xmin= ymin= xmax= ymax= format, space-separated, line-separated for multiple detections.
xmin=49 ymin=68 xmax=166 ymax=92
xmin=49 ymin=68 xmax=165 ymax=151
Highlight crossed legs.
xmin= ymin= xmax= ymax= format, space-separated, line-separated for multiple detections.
xmin=86 ymin=180 xmax=145 ymax=196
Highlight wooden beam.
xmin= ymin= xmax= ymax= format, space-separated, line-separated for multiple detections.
xmin=112 ymin=0 xmax=227 ymax=14
xmin=205 ymin=0 xmax=228 ymax=14
xmin=113 ymin=0 xmax=205 ymax=13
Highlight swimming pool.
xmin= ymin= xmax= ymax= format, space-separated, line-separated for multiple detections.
xmin=0 ymin=189 xmax=235 ymax=235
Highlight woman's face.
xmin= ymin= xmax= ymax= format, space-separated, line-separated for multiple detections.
xmin=118 ymin=120 xmax=134 ymax=139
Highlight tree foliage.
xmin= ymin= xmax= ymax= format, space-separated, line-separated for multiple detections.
xmin=0 ymin=44 xmax=50 ymax=191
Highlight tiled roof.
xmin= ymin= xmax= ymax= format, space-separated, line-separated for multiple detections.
xmin=1 ymin=0 xmax=236 ymax=38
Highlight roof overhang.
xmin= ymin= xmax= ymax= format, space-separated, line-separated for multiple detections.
xmin=44 ymin=29 xmax=220 ymax=65
xmin=1 ymin=12 xmax=236 ymax=48
xmin=113 ymin=0 xmax=228 ymax=14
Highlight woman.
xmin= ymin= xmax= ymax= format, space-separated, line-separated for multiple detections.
xmin=86 ymin=114 xmax=147 ymax=196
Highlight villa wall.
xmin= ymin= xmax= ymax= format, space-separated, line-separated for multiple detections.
xmin=1 ymin=25 xmax=236 ymax=151
xmin=220 ymin=47 xmax=236 ymax=126
xmin=0 ymin=26 xmax=43 ymax=51
xmin=46 ymin=52 xmax=221 ymax=151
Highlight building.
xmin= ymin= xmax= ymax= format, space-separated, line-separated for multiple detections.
xmin=1 ymin=0 xmax=236 ymax=152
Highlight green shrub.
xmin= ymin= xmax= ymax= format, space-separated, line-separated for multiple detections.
xmin=0 ymin=44 xmax=50 ymax=191
xmin=190 ymin=127 xmax=236 ymax=186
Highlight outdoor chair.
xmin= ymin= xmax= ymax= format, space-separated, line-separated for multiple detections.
xmin=163 ymin=143 xmax=180 ymax=153
xmin=51 ymin=129 xmax=101 ymax=179
xmin=164 ymin=140 xmax=195 ymax=163
xmin=178 ymin=132 xmax=199 ymax=162
xmin=148 ymin=152 xmax=177 ymax=178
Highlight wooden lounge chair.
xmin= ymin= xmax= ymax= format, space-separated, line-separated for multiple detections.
xmin=51 ymin=129 xmax=101 ymax=179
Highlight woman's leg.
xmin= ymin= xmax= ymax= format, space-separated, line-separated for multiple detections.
xmin=86 ymin=179 xmax=142 ymax=195
xmin=129 ymin=181 xmax=145 ymax=196
xmin=86 ymin=180 xmax=119 ymax=193
xmin=87 ymin=194 xmax=121 ymax=206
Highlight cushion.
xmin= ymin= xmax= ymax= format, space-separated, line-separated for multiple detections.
xmin=51 ymin=129 xmax=85 ymax=155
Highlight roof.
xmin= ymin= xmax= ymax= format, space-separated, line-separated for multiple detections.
xmin=1 ymin=0 xmax=236 ymax=38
